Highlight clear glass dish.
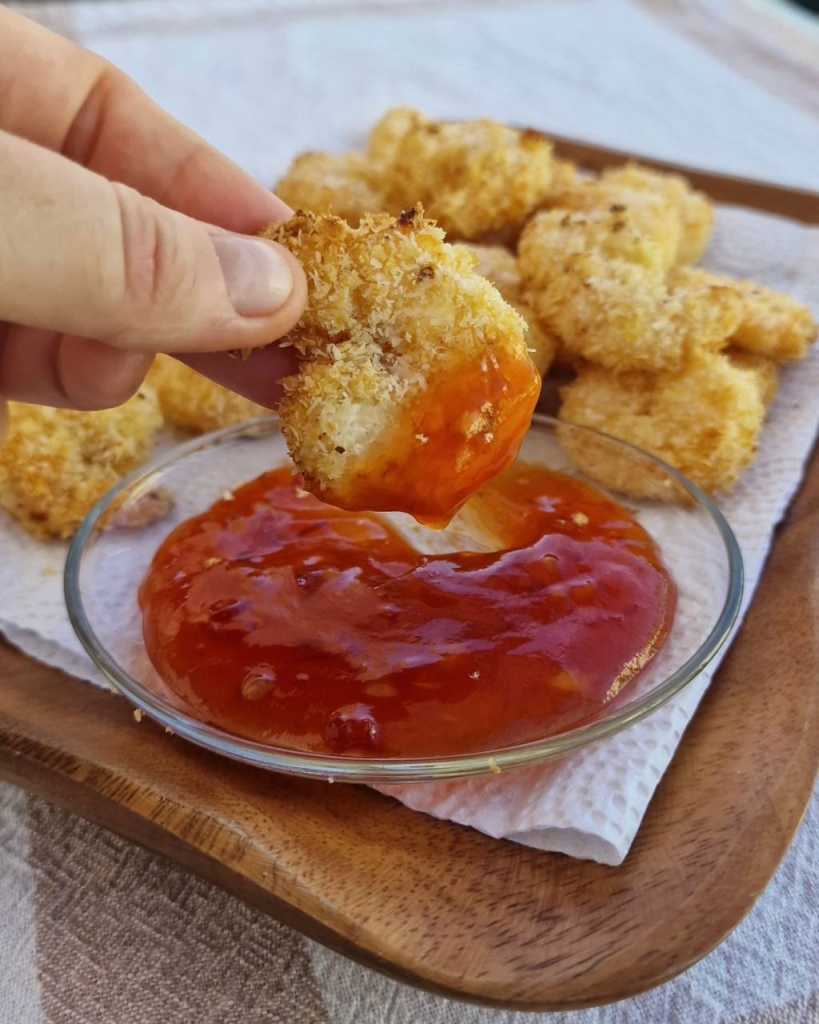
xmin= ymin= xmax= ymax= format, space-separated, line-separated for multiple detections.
xmin=65 ymin=415 xmax=743 ymax=783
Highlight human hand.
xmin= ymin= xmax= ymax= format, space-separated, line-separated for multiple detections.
xmin=0 ymin=6 xmax=307 ymax=426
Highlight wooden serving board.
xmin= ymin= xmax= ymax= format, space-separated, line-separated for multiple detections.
xmin=1 ymin=145 xmax=819 ymax=1011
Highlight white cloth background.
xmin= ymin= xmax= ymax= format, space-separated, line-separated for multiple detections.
xmin=3 ymin=1 xmax=819 ymax=1021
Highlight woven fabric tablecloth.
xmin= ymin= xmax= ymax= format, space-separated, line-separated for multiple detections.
xmin=3 ymin=1 xmax=819 ymax=1021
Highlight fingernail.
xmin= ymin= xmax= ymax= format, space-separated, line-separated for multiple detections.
xmin=211 ymin=234 xmax=294 ymax=316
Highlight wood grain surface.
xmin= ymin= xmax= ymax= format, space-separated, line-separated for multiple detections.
xmin=0 ymin=153 xmax=818 ymax=1010
xmin=549 ymin=134 xmax=819 ymax=224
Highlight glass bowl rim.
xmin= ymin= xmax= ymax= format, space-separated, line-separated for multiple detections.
xmin=64 ymin=413 xmax=744 ymax=783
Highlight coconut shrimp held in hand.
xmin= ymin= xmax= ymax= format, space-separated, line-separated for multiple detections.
xmin=262 ymin=208 xmax=541 ymax=524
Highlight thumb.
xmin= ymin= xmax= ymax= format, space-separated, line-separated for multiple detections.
xmin=0 ymin=130 xmax=306 ymax=353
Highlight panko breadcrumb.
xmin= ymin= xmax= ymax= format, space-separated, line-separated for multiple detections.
xmin=459 ymin=243 xmax=556 ymax=375
xmin=667 ymin=266 xmax=746 ymax=355
xmin=367 ymin=108 xmax=554 ymax=239
xmin=367 ymin=106 xmax=424 ymax=166
xmin=545 ymin=181 xmax=684 ymax=273
xmin=599 ymin=163 xmax=714 ymax=265
xmin=558 ymin=351 xmax=768 ymax=498
xmin=0 ymin=386 xmax=163 ymax=539
xmin=729 ymin=280 xmax=817 ymax=362
xmin=727 ymin=349 xmax=780 ymax=407
xmin=519 ymin=209 xmax=741 ymax=372
xmin=546 ymin=158 xmax=580 ymax=200
xmin=149 ymin=355 xmax=269 ymax=432
xmin=261 ymin=208 xmax=540 ymax=520
xmin=275 ymin=151 xmax=384 ymax=225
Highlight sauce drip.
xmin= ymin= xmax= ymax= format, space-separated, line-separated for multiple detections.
xmin=139 ymin=465 xmax=675 ymax=757
xmin=325 ymin=347 xmax=542 ymax=527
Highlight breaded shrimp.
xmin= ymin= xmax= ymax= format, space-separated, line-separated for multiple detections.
xmin=728 ymin=280 xmax=817 ymax=362
xmin=538 ymin=162 xmax=712 ymax=268
xmin=0 ymin=386 xmax=163 ymax=539
xmin=261 ymin=208 xmax=541 ymax=522
xmin=275 ymin=151 xmax=384 ymax=225
xmin=367 ymin=106 xmax=423 ymax=165
xmin=459 ymin=243 xmax=556 ymax=375
xmin=726 ymin=349 xmax=780 ymax=407
xmin=546 ymin=183 xmax=684 ymax=273
xmin=547 ymin=158 xmax=580 ymax=200
xmin=367 ymin=108 xmax=554 ymax=240
xmin=667 ymin=266 xmax=746 ymax=354
xmin=599 ymin=163 xmax=714 ymax=265
xmin=518 ymin=209 xmax=742 ymax=372
xmin=558 ymin=351 xmax=768 ymax=498
xmin=149 ymin=355 xmax=268 ymax=433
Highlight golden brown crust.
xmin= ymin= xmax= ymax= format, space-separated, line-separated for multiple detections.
xmin=729 ymin=279 xmax=817 ymax=362
xmin=558 ymin=351 xmax=768 ymax=497
xmin=546 ymin=158 xmax=580 ymax=201
xmin=518 ymin=208 xmax=741 ymax=373
xmin=261 ymin=209 xmax=539 ymax=519
xmin=148 ymin=356 xmax=268 ymax=433
xmin=726 ymin=349 xmax=780 ymax=407
xmin=541 ymin=180 xmax=684 ymax=273
xmin=0 ymin=387 xmax=163 ymax=539
xmin=367 ymin=108 xmax=554 ymax=239
xmin=598 ymin=162 xmax=714 ymax=265
xmin=459 ymin=243 xmax=556 ymax=376
xmin=275 ymin=151 xmax=385 ymax=225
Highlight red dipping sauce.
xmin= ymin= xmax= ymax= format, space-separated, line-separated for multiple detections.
xmin=139 ymin=465 xmax=675 ymax=757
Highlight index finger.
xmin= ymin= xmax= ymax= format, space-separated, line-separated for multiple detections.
xmin=0 ymin=7 xmax=290 ymax=233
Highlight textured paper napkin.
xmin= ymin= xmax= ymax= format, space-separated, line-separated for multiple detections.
xmin=2 ymin=203 xmax=818 ymax=864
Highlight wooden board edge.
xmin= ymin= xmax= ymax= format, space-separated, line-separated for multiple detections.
xmin=0 ymin=703 xmax=627 ymax=1013
xmin=546 ymin=131 xmax=819 ymax=224
xmin=0 ymin=647 xmax=817 ymax=1012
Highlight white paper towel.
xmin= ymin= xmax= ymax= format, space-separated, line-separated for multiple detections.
xmin=4 ymin=0 xmax=819 ymax=865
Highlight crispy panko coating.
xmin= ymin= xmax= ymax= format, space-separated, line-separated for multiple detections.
xmin=558 ymin=351 xmax=768 ymax=498
xmin=366 ymin=107 xmax=554 ymax=239
xmin=0 ymin=386 xmax=163 ymax=539
xmin=668 ymin=266 xmax=746 ymax=353
xmin=459 ymin=243 xmax=556 ymax=375
xmin=547 ymin=158 xmax=580 ymax=199
xmin=538 ymin=162 xmax=712 ymax=268
xmin=599 ymin=163 xmax=714 ymax=265
xmin=275 ymin=151 xmax=384 ymax=225
xmin=728 ymin=279 xmax=817 ymax=362
xmin=148 ymin=355 xmax=268 ymax=433
xmin=367 ymin=106 xmax=423 ymax=166
xmin=726 ymin=350 xmax=780 ymax=407
xmin=519 ymin=209 xmax=742 ymax=372
xmin=261 ymin=208 xmax=541 ymax=521
xmin=546 ymin=182 xmax=684 ymax=273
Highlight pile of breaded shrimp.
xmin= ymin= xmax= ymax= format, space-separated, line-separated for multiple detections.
xmin=2 ymin=107 xmax=815 ymax=538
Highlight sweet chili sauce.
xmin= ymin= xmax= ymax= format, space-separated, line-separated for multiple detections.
xmin=321 ymin=347 xmax=543 ymax=527
xmin=139 ymin=465 xmax=675 ymax=757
